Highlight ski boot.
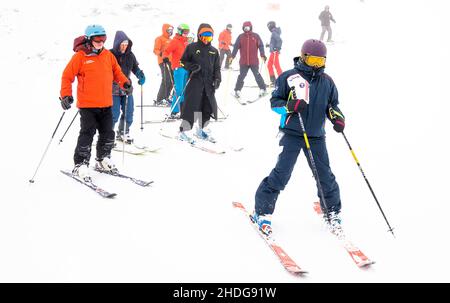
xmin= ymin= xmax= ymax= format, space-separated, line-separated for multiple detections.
xmin=251 ymin=211 xmax=273 ymax=237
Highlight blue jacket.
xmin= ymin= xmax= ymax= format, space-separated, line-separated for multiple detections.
xmin=269 ymin=27 xmax=282 ymax=53
xmin=271 ymin=57 xmax=343 ymax=138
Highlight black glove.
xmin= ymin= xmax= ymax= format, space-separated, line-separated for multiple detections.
xmin=162 ymin=57 xmax=170 ymax=64
xmin=191 ymin=64 xmax=201 ymax=74
xmin=228 ymin=57 xmax=234 ymax=65
xmin=213 ymin=78 xmax=221 ymax=89
xmin=328 ymin=107 xmax=345 ymax=133
xmin=123 ymin=82 xmax=132 ymax=95
xmin=265 ymin=43 xmax=270 ymax=48
xmin=286 ymin=98 xmax=307 ymax=113
xmin=60 ymin=96 xmax=73 ymax=110
xmin=261 ymin=55 xmax=267 ymax=62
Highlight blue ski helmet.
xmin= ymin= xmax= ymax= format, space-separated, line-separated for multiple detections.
xmin=85 ymin=24 xmax=106 ymax=39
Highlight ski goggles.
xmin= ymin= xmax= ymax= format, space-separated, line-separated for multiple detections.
xmin=91 ymin=35 xmax=107 ymax=43
xmin=166 ymin=27 xmax=174 ymax=34
xmin=180 ymin=29 xmax=190 ymax=36
xmin=303 ymin=55 xmax=326 ymax=68
xmin=199 ymin=31 xmax=213 ymax=43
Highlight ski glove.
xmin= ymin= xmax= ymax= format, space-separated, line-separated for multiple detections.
xmin=162 ymin=57 xmax=170 ymax=64
xmin=261 ymin=55 xmax=267 ymax=62
xmin=136 ymin=70 xmax=146 ymax=85
xmin=213 ymin=78 xmax=221 ymax=89
xmin=328 ymin=107 xmax=345 ymax=133
xmin=286 ymin=98 xmax=307 ymax=113
xmin=190 ymin=64 xmax=201 ymax=74
xmin=60 ymin=96 xmax=73 ymax=110
xmin=123 ymin=82 xmax=133 ymax=95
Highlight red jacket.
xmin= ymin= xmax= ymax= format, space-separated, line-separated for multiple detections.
xmin=162 ymin=34 xmax=188 ymax=69
xmin=154 ymin=23 xmax=173 ymax=65
xmin=231 ymin=31 xmax=265 ymax=66
xmin=61 ymin=49 xmax=128 ymax=108
xmin=218 ymin=29 xmax=232 ymax=51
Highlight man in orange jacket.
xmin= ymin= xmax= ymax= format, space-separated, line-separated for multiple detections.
xmin=60 ymin=24 xmax=130 ymax=181
xmin=153 ymin=23 xmax=174 ymax=105
xmin=218 ymin=24 xmax=233 ymax=70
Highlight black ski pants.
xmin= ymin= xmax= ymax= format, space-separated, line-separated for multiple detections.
xmin=234 ymin=64 xmax=266 ymax=91
xmin=74 ymin=107 xmax=115 ymax=165
xmin=156 ymin=62 xmax=173 ymax=102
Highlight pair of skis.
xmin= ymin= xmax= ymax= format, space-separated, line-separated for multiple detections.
xmin=159 ymin=131 xmax=226 ymax=155
xmin=61 ymin=168 xmax=153 ymax=199
xmin=231 ymin=92 xmax=269 ymax=105
xmin=112 ymin=142 xmax=161 ymax=155
xmin=232 ymin=201 xmax=374 ymax=276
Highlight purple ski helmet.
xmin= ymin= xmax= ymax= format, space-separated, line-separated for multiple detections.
xmin=301 ymin=39 xmax=327 ymax=58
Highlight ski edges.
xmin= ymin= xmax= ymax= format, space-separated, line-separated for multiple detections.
xmin=60 ymin=170 xmax=117 ymax=198
xmin=93 ymin=168 xmax=154 ymax=187
xmin=313 ymin=201 xmax=375 ymax=268
xmin=232 ymin=201 xmax=307 ymax=275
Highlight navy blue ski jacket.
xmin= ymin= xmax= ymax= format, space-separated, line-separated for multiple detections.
xmin=271 ymin=57 xmax=343 ymax=138
xmin=269 ymin=27 xmax=282 ymax=53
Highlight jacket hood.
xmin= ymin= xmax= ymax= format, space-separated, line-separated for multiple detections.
xmin=112 ymin=31 xmax=133 ymax=53
xmin=242 ymin=21 xmax=253 ymax=31
xmin=162 ymin=23 xmax=173 ymax=38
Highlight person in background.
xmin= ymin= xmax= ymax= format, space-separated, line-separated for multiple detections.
xmin=162 ymin=23 xmax=190 ymax=118
xmin=230 ymin=21 xmax=267 ymax=99
xmin=218 ymin=24 xmax=233 ymax=70
xmin=110 ymin=30 xmax=145 ymax=144
xmin=60 ymin=25 xmax=130 ymax=181
xmin=178 ymin=23 xmax=221 ymax=143
xmin=319 ymin=5 xmax=336 ymax=42
xmin=266 ymin=21 xmax=283 ymax=86
xmin=153 ymin=23 xmax=174 ymax=106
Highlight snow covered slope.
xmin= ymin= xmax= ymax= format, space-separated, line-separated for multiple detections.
xmin=0 ymin=0 xmax=449 ymax=282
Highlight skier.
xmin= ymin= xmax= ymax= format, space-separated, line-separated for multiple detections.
xmin=266 ymin=21 xmax=283 ymax=86
xmin=230 ymin=21 xmax=267 ymax=98
xmin=162 ymin=23 xmax=190 ymax=118
xmin=110 ymin=30 xmax=146 ymax=144
xmin=60 ymin=25 xmax=130 ymax=181
xmin=153 ymin=23 xmax=174 ymax=106
xmin=178 ymin=23 xmax=221 ymax=143
xmin=218 ymin=24 xmax=233 ymax=70
xmin=252 ymin=39 xmax=345 ymax=237
xmin=319 ymin=5 xmax=336 ymax=42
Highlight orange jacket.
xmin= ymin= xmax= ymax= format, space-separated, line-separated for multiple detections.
xmin=162 ymin=34 xmax=188 ymax=69
xmin=154 ymin=24 xmax=173 ymax=65
xmin=218 ymin=29 xmax=232 ymax=51
xmin=61 ymin=49 xmax=129 ymax=108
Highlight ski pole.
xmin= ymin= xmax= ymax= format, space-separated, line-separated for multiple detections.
xmin=217 ymin=104 xmax=228 ymax=119
xmin=122 ymin=95 xmax=128 ymax=165
xmin=290 ymin=86 xmax=330 ymax=216
xmin=341 ymin=131 xmax=395 ymax=237
xmin=140 ymin=85 xmax=144 ymax=132
xmin=59 ymin=110 xmax=79 ymax=144
xmin=161 ymin=73 xmax=194 ymax=129
xmin=29 ymin=111 xmax=66 ymax=183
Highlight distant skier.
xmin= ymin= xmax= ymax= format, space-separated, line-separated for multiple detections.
xmin=153 ymin=23 xmax=174 ymax=106
xmin=266 ymin=21 xmax=283 ymax=86
xmin=218 ymin=24 xmax=233 ymax=70
xmin=319 ymin=5 xmax=336 ymax=42
xmin=110 ymin=30 xmax=146 ymax=144
xmin=178 ymin=23 xmax=221 ymax=143
xmin=162 ymin=23 xmax=190 ymax=118
xmin=230 ymin=21 xmax=267 ymax=99
xmin=252 ymin=39 xmax=345 ymax=237
xmin=60 ymin=25 xmax=130 ymax=181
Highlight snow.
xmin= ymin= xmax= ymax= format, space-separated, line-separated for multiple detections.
xmin=1 ymin=0 xmax=449 ymax=282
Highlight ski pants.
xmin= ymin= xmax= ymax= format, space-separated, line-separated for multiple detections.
xmin=156 ymin=62 xmax=173 ymax=102
xmin=254 ymin=133 xmax=341 ymax=215
xmin=234 ymin=65 xmax=266 ymax=91
xmin=74 ymin=107 xmax=115 ymax=165
xmin=320 ymin=25 xmax=333 ymax=42
xmin=112 ymin=94 xmax=134 ymax=135
xmin=219 ymin=49 xmax=232 ymax=69
xmin=267 ymin=51 xmax=282 ymax=78
xmin=171 ymin=67 xmax=189 ymax=114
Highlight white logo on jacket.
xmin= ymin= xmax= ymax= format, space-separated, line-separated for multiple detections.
xmin=286 ymin=74 xmax=309 ymax=103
